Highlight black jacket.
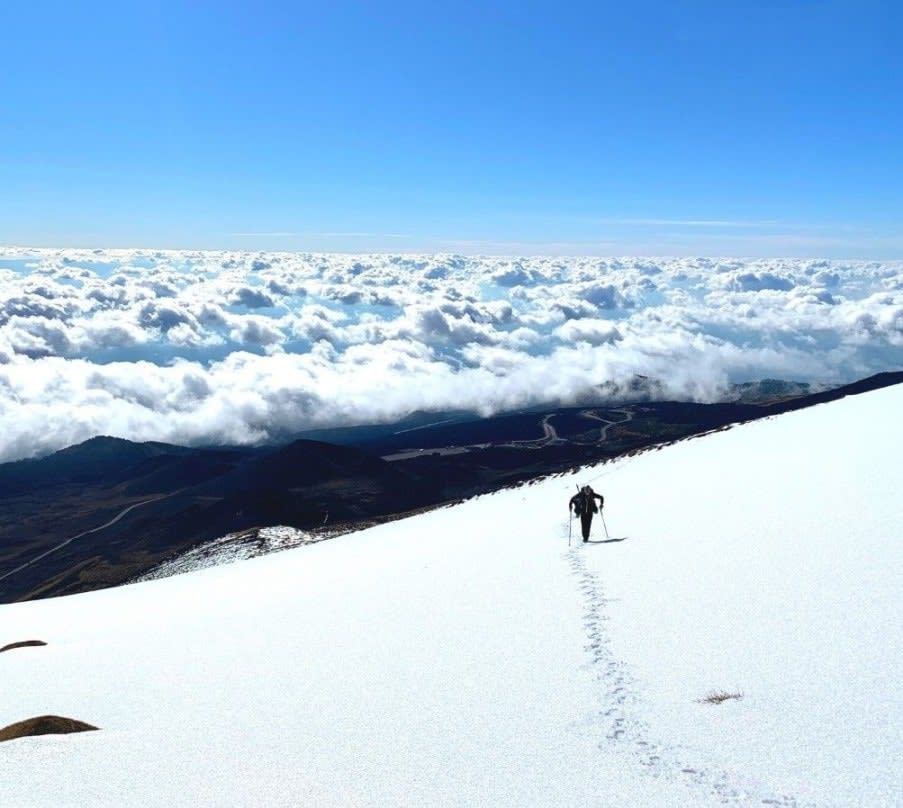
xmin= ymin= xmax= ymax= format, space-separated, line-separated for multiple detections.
xmin=570 ymin=488 xmax=604 ymax=516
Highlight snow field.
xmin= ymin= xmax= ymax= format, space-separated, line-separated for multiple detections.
xmin=2 ymin=384 xmax=901 ymax=806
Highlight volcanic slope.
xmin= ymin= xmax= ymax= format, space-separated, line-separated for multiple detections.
xmin=1 ymin=383 xmax=900 ymax=807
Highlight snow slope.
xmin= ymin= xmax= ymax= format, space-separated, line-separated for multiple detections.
xmin=2 ymin=385 xmax=901 ymax=807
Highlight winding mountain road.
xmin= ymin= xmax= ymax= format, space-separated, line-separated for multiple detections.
xmin=541 ymin=414 xmax=561 ymax=442
xmin=502 ymin=409 xmax=635 ymax=450
xmin=583 ymin=409 xmax=633 ymax=440
xmin=0 ymin=496 xmax=167 ymax=586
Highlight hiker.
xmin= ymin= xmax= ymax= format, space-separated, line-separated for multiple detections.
xmin=570 ymin=485 xmax=604 ymax=542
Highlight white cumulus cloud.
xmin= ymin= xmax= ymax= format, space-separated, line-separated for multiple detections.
xmin=0 ymin=247 xmax=900 ymax=461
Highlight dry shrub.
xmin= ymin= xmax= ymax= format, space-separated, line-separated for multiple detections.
xmin=699 ymin=690 xmax=743 ymax=705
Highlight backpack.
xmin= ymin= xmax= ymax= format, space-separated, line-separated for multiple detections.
xmin=573 ymin=488 xmax=597 ymax=516
xmin=573 ymin=493 xmax=585 ymax=517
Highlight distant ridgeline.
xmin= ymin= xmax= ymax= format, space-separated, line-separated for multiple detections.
xmin=0 ymin=371 xmax=900 ymax=603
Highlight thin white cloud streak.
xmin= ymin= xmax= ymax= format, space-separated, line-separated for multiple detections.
xmin=229 ymin=232 xmax=299 ymax=238
xmin=229 ymin=232 xmax=413 ymax=239
xmin=596 ymin=218 xmax=782 ymax=228
xmin=303 ymin=232 xmax=413 ymax=239
xmin=0 ymin=248 xmax=901 ymax=461
xmin=435 ymin=239 xmax=617 ymax=254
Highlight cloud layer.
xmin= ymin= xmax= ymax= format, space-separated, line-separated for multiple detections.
xmin=1 ymin=248 xmax=901 ymax=461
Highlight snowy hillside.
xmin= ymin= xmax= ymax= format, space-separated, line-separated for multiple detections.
xmin=2 ymin=385 xmax=901 ymax=807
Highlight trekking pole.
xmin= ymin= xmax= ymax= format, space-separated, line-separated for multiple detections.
xmin=568 ymin=483 xmax=579 ymax=547
xmin=600 ymin=510 xmax=609 ymax=539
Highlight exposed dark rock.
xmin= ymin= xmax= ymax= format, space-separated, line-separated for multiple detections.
xmin=0 ymin=715 xmax=98 ymax=742
xmin=0 ymin=640 xmax=47 ymax=653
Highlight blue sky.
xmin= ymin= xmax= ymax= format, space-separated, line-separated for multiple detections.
xmin=2 ymin=1 xmax=901 ymax=257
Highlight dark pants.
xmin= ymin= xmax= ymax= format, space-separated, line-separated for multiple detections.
xmin=580 ymin=513 xmax=593 ymax=541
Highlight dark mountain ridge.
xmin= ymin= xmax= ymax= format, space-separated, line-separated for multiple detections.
xmin=0 ymin=436 xmax=196 ymax=495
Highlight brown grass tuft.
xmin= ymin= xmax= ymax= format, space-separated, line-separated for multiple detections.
xmin=699 ymin=690 xmax=743 ymax=705
xmin=0 ymin=715 xmax=99 ymax=743
xmin=0 ymin=640 xmax=47 ymax=654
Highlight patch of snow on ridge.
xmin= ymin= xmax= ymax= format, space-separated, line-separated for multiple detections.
xmin=135 ymin=525 xmax=316 ymax=582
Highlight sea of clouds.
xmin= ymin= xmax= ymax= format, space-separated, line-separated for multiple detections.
xmin=0 ymin=248 xmax=901 ymax=462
